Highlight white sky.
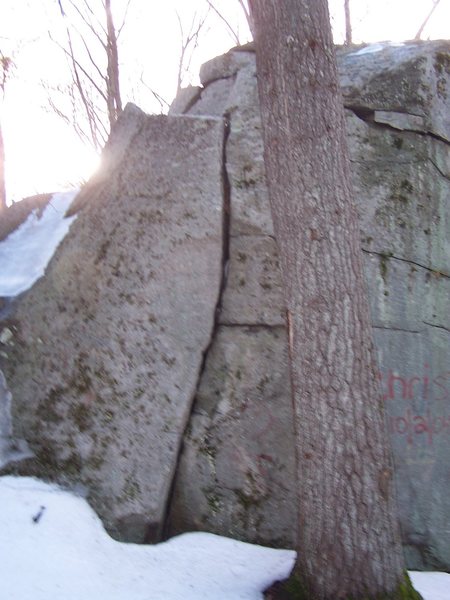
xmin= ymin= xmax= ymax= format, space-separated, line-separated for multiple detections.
xmin=0 ymin=0 xmax=449 ymax=203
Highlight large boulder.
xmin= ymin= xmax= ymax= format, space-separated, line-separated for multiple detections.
xmin=0 ymin=107 xmax=225 ymax=542
xmin=168 ymin=40 xmax=450 ymax=569
xmin=1 ymin=41 xmax=449 ymax=569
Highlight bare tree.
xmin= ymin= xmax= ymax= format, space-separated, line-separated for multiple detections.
xmin=344 ymin=0 xmax=352 ymax=45
xmin=49 ymin=0 xmax=128 ymax=152
xmin=105 ymin=0 xmax=122 ymax=125
xmin=206 ymin=0 xmax=253 ymax=45
xmin=237 ymin=0 xmax=254 ymax=37
xmin=0 ymin=120 xmax=5 ymax=212
xmin=415 ymin=0 xmax=441 ymax=40
xmin=0 ymin=52 xmax=13 ymax=211
xmin=248 ymin=1 xmax=422 ymax=598
xmin=175 ymin=10 xmax=209 ymax=94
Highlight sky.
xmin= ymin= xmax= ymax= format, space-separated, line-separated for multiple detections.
xmin=0 ymin=0 xmax=449 ymax=204
xmin=1 ymin=474 xmax=449 ymax=599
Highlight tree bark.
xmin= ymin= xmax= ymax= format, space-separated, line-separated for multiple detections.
xmin=248 ymin=1 xmax=414 ymax=598
xmin=0 ymin=119 xmax=6 ymax=211
xmin=344 ymin=0 xmax=352 ymax=45
xmin=105 ymin=0 xmax=122 ymax=129
xmin=414 ymin=0 xmax=441 ymax=40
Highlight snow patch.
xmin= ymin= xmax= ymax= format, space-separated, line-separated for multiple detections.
xmin=410 ymin=572 xmax=450 ymax=600
xmin=0 ymin=190 xmax=78 ymax=297
xmin=351 ymin=41 xmax=406 ymax=56
xmin=0 ymin=475 xmax=447 ymax=599
xmin=0 ymin=476 xmax=296 ymax=600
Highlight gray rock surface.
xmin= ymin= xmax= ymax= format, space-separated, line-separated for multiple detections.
xmin=167 ymin=325 xmax=297 ymax=548
xmin=167 ymin=51 xmax=297 ymax=548
xmin=1 ymin=110 xmax=225 ymax=543
xmin=187 ymin=79 xmax=234 ymax=118
xmin=346 ymin=109 xmax=450 ymax=274
xmin=1 ymin=41 xmax=449 ymax=568
xmin=219 ymin=236 xmax=285 ymax=326
xmin=168 ymin=86 xmax=202 ymax=116
xmin=199 ymin=50 xmax=254 ymax=86
xmin=167 ymin=41 xmax=450 ymax=568
xmin=0 ymin=369 xmax=33 ymax=470
xmin=337 ymin=41 xmax=450 ymax=141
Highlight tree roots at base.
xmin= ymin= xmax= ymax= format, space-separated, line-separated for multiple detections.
xmin=263 ymin=571 xmax=424 ymax=600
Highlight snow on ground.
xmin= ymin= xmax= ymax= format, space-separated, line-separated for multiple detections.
xmin=0 ymin=476 xmax=295 ymax=600
xmin=0 ymin=477 xmax=448 ymax=600
xmin=0 ymin=191 xmax=78 ymax=297
xmin=409 ymin=572 xmax=450 ymax=600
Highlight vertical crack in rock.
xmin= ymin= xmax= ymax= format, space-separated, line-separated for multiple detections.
xmin=161 ymin=113 xmax=232 ymax=539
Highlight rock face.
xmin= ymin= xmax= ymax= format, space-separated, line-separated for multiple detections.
xmin=0 ymin=108 xmax=225 ymax=542
xmin=0 ymin=369 xmax=33 ymax=470
xmin=0 ymin=41 xmax=449 ymax=569
xmin=167 ymin=41 xmax=450 ymax=570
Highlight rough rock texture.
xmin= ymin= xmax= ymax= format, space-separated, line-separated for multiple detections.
xmin=168 ymin=326 xmax=296 ymax=547
xmin=0 ymin=369 xmax=33 ymax=470
xmin=0 ymin=107 xmax=225 ymax=543
xmin=167 ymin=41 xmax=450 ymax=569
xmin=338 ymin=42 xmax=450 ymax=141
xmin=1 ymin=41 xmax=449 ymax=569
xmin=167 ymin=50 xmax=297 ymax=548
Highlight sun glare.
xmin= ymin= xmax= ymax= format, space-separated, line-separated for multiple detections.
xmin=3 ymin=100 xmax=100 ymax=204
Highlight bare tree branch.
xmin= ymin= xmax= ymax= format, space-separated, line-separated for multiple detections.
xmin=206 ymin=1 xmax=240 ymax=46
xmin=117 ymin=0 xmax=133 ymax=38
xmin=344 ymin=0 xmax=352 ymax=45
xmin=415 ymin=0 xmax=441 ymax=40
xmin=63 ymin=0 xmax=107 ymax=49
xmin=176 ymin=10 xmax=209 ymax=93
xmin=50 ymin=0 xmax=125 ymax=150
xmin=79 ymin=35 xmax=107 ymax=85
xmin=237 ymin=0 xmax=254 ymax=36
xmin=0 ymin=118 xmax=6 ymax=210
xmin=80 ymin=0 xmax=108 ymax=37
xmin=105 ymin=0 xmax=122 ymax=127
xmin=140 ymin=73 xmax=170 ymax=114
xmin=53 ymin=2 xmax=107 ymax=149
xmin=49 ymin=32 xmax=108 ymax=101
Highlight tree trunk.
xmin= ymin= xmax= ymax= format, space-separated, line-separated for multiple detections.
xmin=344 ymin=0 xmax=352 ymax=45
xmin=248 ymin=1 xmax=419 ymax=599
xmin=414 ymin=0 xmax=441 ymax=40
xmin=105 ymin=0 xmax=122 ymax=129
xmin=0 ymin=119 xmax=6 ymax=211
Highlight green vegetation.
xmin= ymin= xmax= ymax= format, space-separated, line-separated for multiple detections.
xmin=265 ymin=571 xmax=423 ymax=600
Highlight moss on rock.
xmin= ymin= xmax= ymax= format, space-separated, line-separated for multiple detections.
xmin=264 ymin=571 xmax=423 ymax=600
